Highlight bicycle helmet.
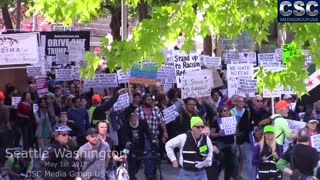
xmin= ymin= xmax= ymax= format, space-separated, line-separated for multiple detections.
xmin=52 ymin=123 xmax=72 ymax=137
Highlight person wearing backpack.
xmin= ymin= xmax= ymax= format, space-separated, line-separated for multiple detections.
xmin=5 ymin=154 xmax=33 ymax=180
xmin=272 ymin=100 xmax=295 ymax=147
xmin=252 ymin=125 xmax=283 ymax=180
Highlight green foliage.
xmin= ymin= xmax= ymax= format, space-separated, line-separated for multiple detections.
xmin=33 ymin=0 xmax=320 ymax=95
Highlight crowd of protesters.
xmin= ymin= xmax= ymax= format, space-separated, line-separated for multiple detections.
xmin=0 ymin=75 xmax=320 ymax=180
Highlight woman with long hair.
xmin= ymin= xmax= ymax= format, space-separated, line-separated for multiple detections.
xmin=252 ymin=125 xmax=282 ymax=180
xmin=16 ymin=92 xmax=33 ymax=150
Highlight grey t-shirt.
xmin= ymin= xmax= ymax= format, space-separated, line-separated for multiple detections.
xmin=76 ymin=140 xmax=111 ymax=180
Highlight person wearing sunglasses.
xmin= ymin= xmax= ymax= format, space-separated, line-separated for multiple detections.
xmin=40 ymin=123 xmax=77 ymax=180
xmin=165 ymin=116 xmax=213 ymax=180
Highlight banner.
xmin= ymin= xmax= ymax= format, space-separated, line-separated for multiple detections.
xmin=227 ymin=64 xmax=254 ymax=98
xmin=181 ymin=70 xmax=213 ymax=99
xmin=163 ymin=105 xmax=179 ymax=124
xmin=130 ymin=63 xmax=158 ymax=85
xmin=40 ymin=31 xmax=90 ymax=65
xmin=172 ymin=51 xmax=201 ymax=87
xmin=217 ymin=116 xmax=237 ymax=136
xmin=0 ymin=33 xmax=40 ymax=65
xmin=113 ymin=93 xmax=130 ymax=111
xmin=311 ymin=134 xmax=320 ymax=152
xmin=117 ymin=70 xmax=131 ymax=84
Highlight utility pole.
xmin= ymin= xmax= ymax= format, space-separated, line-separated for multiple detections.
xmin=121 ymin=0 xmax=128 ymax=40
xmin=16 ymin=0 xmax=21 ymax=31
xmin=32 ymin=12 xmax=38 ymax=31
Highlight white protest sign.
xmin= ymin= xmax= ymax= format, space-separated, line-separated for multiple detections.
xmin=287 ymin=119 xmax=306 ymax=132
xmin=224 ymin=52 xmax=239 ymax=64
xmin=68 ymin=41 xmax=85 ymax=62
xmin=113 ymin=93 xmax=130 ymax=111
xmin=303 ymin=50 xmax=312 ymax=66
xmin=311 ymin=134 xmax=320 ymax=152
xmin=33 ymin=104 xmax=39 ymax=113
xmin=163 ymin=105 xmax=179 ymax=124
xmin=12 ymin=97 xmax=21 ymax=108
xmin=275 ymin=49 xmax=282 ymax=62
xmin=172 ymin=51 xmax=201 ymax=87
xmin=217 ymin=116 xmax=237 ymax=136
xmin=71 ymin=66 xmax=81 ymax=80
xmin=181 ymin=70 xmax=213 ymax=99
xmin=238 ymin=78 xmax=257 ymax=95
xmin=55 ymin=53 xmax=69 ymax=64
xmin=0 ymin=33 xmax=40 ymax=65
xmin=239 ymin=52 xmax=256 ymax=65
xmin=227 ymin=64 xmax=254 ymax=98
xmin=83 ymin=78 xmax=100 ymax=89
xmin=157 ymin=65 xmax=175 ymax=82
xmin=98 ymin=73 xmax=118 ymax=88
xmin=117 ymin=70 xmax=131 ymax=84
xmin=204 ymin=57 xmax=222 ymax=69
xmin=55 ymin=69 xmax=73 ymax=81
xmin=27 ymin=66 xmax=42 ymax=77
xmin=258 ymin=53 xmax=279 ymax=67
xmin=163 ymin=83 xmax=172 ymax=93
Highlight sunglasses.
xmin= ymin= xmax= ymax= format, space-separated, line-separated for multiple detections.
xmin=58 ymin=133 xmax=69 ymax=137
xmin=194 ymin=126 xmax=205 ymax=129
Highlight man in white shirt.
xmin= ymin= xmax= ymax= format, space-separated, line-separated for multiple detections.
xmin=165 ymin=116 xmax=213 ymax=180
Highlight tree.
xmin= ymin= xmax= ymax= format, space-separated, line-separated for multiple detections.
xmin=31 ymin=0 xmax=319 ymax=96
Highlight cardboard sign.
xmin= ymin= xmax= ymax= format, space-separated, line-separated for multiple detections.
xmin=55 ymin=69 xmax=73 ymax=81
xmin=130 ymin=63 xmax=158 ymax=85
xmin=163 ymin=105 xmax=179 ymax=124
xmin=311 ymin=134 xmax=320 ymax=152
xmin=113 ymin=93 xmax=130 ymax=111
xmin=12 ymin=97 xmax=21 ymax=108
xmin=0 ymin=33 xmax=40 ymax=65
xmin=282 ymin=43 xmax=299 ymax=64
xmin=172 ymin=51 xmax=201 ymax=87
xmin=181 ymin=70 xmax=213 ymax=99
xmin=238 ymin=78 xmax=257 ymax=93
xmin=239 ymin=52 xmax=256 ymax=65
xmin=227 ymin=64 xmax=254 ymax=98
xmin=117 ymin=70 xmax=131 ymax=84
xmin=27 ymin=66 xmax=42 ymax=77
xmin=217 ymin=116 xmax=237 ymax=136
xmin=35 ymin=77 xmax=48 ymax=95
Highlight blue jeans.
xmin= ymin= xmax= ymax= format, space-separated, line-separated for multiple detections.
xmin=179 ymin=168 xmax=207 ymax=180
xmin=239 ymin=142 xmax=255 ymax=180
xmin=105 ymin=169 xmax=115 ymax=180
xmin=216 ymin=142 xmax=237 ymax=180
xmin=143 ymin=140 xmax=155 ymax=177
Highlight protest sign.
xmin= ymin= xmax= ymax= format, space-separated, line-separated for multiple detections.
xmin=0 ymin=33 xmax=40 ymax=65
xmin=98 ymin=73 xmax=118 ymax=88
xmin=163 ymin=83 xmax=172 ymax=93
xmin=203 ymin=56 xmax=222 ymax=69
xmin=227 ymin=64 xmax=254 ymax=98
xmin=55 ymin=69 xmax=73 ymax=81
xmin=163 ymin=105 xmax=179 ymax=124
xmin=217 ymin=116 xmax=237 ymax=136
xmin=258 ymin=53 xmax=279 ymax=67
xmin=130 ymin=63 xmax=158 ymax=85
xmin=223 ymin=51 xmax=239 ymax=64
xmin=35 ymin=77 xmax=48 ymax=95
xmin=33 ymin=104 xmax=39 ymax=113
xmin=113 ymin=93 xmax=130 ymax=111
xmin=239 ymin=52 xmax=256 ymax=65
xmin=275 ymin=49 xmax=282 ymax=62
xmin=172 ymin=51 xmax=201 ymax=87
xmin=311 ymin=134 xmax=320 ymax=152
xmin=71 ymin=66 xmax=81 ymax=80
xmin=40 ymin=31 xmax=90 ymax=65
xmin=83 ymin=78 xmax=100 ymax=89
xmin=181 ymin=70 xmax=213 ymax=99
xmin=117 ymin=70 xmax=131 ymax=84
xmin=282 ymin=43 xmax=299 ymax=64
xmin=287 ymin=119 xmax=306 ymax=132
xmin=210 ymin=67 xmax=224 ymax=88
xmin=157 ymin=65 xmax=175 ymax=82
xmin=238 ymin=78 xmax=257 ymax=93
xmin=303 ymin=50 xmax=312 ymax=66
xmin=12 ymin=97 xmax=21 ymax=108
xmin=27 ymin=66 xmax=42 ymax=77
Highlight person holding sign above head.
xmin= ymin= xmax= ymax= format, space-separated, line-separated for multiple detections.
xmin=209 ymin=105 xmax=237 ymax=180
xmin=252 ymin=125 xmax=283 ymax=180
xmin=165 ymin=116 xmax=213 ymax=180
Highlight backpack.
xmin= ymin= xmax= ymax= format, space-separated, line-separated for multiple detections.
xmin=253 ymin=115 xmax=282 ymax=143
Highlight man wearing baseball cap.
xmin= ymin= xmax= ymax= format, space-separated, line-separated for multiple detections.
xmin=270 ymin=100 xmax=294 ymax=146
xmin=165 ymin=116 xmax=213 ymax=180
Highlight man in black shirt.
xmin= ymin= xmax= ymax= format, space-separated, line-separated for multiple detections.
xmin=277 ymin=128 xmax=319 ymax=177
xmin=175 ymin=97 xmax=199 ymax=135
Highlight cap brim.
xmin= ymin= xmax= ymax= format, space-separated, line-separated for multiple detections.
xmin=309 ymin=120 xmax=319 ymax=124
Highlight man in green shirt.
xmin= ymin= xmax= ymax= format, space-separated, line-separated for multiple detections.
xmin=5 ymin=154 xmax=33 ymax=179
xmin=271 ymin=100 xmax=294 ymax=146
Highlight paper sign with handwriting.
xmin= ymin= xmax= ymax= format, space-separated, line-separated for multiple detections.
xmin=227 ymin=64 xmax=254 ymax=98
xmin=181 ymin=70 xmax=213 ymax=99
xmin=163 ymin=105 xmax=179 ymax=124
xmin=113 ymin=93 xmax=130 ymax=111
xmin=238 ymin=78 xmax=257 ymax=93
xmin=239 ymin=52 xmax=256 ymax=65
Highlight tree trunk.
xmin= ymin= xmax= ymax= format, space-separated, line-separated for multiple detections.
xmin=203 ymin=35 xmax=212 ymax=56
xmin=2 ymin=5 xmax=13 ymax=31
xmin=110 ymin=7 xmax=122 ymax=41
xmin=138 ymin=0 xmax=150 ymax=21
